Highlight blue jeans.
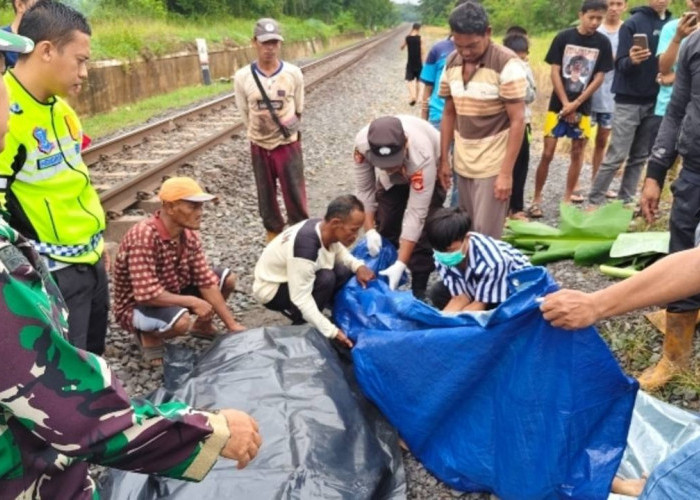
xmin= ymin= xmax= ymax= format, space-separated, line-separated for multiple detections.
xmin=639 ymin=437 xmax=700 ymax=499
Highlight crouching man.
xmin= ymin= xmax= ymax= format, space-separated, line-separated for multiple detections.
xmin=426 ymin=208 xmax=531 ymax=311
xmin=253 ymin=195 xmax=375 ymax=348
xmin=112 ymin=177 xmax=246 ymax=366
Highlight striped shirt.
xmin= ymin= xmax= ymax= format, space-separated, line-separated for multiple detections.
xmin=436 ymin=232 xmax=531 ymax=304
xmin=438 ymin=42 xmax=527 ymax=179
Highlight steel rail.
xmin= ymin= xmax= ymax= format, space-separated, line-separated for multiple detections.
xmin=84 ymin=31 xmax=394 ymax=167
xmin=100 ymin=28 xmax=399 ymax=214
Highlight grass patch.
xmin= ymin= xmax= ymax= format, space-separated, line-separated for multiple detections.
xmin=89 ymin=14 xmax=346 ymax=61
xmin=0 ymin=7 xmax=360 ymax=61
xmin=83 ymin=81 xmax=231 ymax=140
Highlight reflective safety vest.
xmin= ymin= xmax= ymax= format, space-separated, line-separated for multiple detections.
xmin=0 ymin=70 xmax=105 ymax=265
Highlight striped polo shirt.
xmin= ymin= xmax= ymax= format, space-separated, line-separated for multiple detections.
xmin=439 ymin=42 xmax=527 ymax=179
xmin=436 ymin=232 xmax=531 ymax=305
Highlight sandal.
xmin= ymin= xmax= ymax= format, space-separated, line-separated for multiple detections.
xmin=605 ymin=190 xmax=617 ymax=199
xmin=570 ymin=193 xmax=585 ymax=204
xmin=509 ymin=211 xmax=529 ymax=222
xmin=527 ymin=203 xmax=543 ymax=218
xmin=135 ymin=332 xmax=164 ymax=367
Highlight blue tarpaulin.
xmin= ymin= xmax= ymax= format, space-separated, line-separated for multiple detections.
xmin=334 ymin=240 xmax=638 ymax=499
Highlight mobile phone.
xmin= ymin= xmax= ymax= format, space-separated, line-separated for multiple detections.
xmin=684 ymin=11 xmax=698 ymax=28
xmin=632 ymin=33 xmax=649 ymax=51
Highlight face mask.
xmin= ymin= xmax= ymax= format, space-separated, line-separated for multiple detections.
xmin=434 ymin=249 xmax=465 ymax=267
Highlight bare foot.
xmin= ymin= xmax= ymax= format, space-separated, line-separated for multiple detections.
xmin=611 ymin=476 xmax=647 ymax=497
xmin=229 ymin=321 xmax=247 ymax=333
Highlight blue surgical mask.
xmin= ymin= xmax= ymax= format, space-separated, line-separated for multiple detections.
xmin=433 ymin=249 xmax=465 ymax=267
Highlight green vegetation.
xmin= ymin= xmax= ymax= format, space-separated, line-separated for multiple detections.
xmin=420 ymin=0 xmax=690 ymax=34
xmin=82 ymin=81 xmax=231 ymax=139
xmin=0 ymin=0 xmax=398 ymax=60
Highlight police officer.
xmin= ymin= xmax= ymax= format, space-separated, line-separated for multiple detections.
xmin=353 ymin=115 xmax=445 ymax=298
xmin=0 ymin=20 xmax=261 ymax=498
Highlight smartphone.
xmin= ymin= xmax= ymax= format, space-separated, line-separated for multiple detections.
xmin=684 ymin=11 xmax=698 ymax=28
xmin=632 ymin=33 xmax=649 ymax=51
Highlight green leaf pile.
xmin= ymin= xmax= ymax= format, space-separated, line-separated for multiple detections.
xmin=503 ymin=202 xmax=634 ymax=265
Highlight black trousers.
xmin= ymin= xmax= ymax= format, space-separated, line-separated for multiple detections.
xmin=265 ymin=264 xmax=353 ymax=323
xmin=510 ymin=125 xmax=530 ymax=214
xmin=668 ymin=167 xmax=700 ymax=312
xmin=375 ymin=183 xmax=446 ymax=295
xmin=52 ymin=257 xmax=109 ymax=355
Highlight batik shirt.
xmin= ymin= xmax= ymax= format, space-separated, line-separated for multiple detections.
xmin=0 ymin=220 xmax=229 ymax=499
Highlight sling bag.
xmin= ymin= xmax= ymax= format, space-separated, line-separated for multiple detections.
xmin=251 ymin=65 xmax=291 ymax=139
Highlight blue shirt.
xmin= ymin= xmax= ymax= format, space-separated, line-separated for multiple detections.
xmin=419 ymin=38 xmax=454 ymax=126
xmin=435 ymin=232 xmax=531 ymax=305
xmin=591 ymin=24 xmax=621 ymax=114
xmin=655 ymin=19 xmax=683 ymax=117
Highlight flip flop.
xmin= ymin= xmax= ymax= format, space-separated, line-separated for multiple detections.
xmin=135 ymin=332 xmax=164 ymax=367
xmin=527 ymin=203 xmax=543 ymax=218
xmin=570 ymin=193 xmax=585 ymax=204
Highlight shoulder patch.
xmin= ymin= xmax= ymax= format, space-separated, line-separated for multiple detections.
xmin=293 ymin=219 xmax=323 ymax=262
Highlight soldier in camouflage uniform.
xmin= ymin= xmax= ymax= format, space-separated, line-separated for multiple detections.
xmin=0 ymin=23 xmax=261 ymax=500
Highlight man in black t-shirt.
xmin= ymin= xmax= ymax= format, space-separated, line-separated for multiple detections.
xmin=401 ymin=23 xmax=423 ymax=106
xmin=528 ymin=0 xmax=613 ymax=217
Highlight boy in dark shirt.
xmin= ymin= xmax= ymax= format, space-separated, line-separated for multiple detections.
xmin=528 ymin=0 xmax=613 ymax=217
xmin=401 ymin=23 xmax=423 ymax=106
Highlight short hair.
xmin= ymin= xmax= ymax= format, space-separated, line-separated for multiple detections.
xmin=503 ymin=33 xmax=529 ymax=54
xmin=581 ymin=0 xmax=608 ymax=13
xmin=324 ymin=195 xmax=364 ymax=222
xmin=18 ymin=0 xmax=91 ymax=51
xmin=426 ymin=208 xmax=472 ymax=251
xmin=412 ymin=22 xmax=421 ymax=30
xmin=449 ymin=1 xmax=489 ymax=36
xmin=505 ymin=25 xmax=528 ymax=37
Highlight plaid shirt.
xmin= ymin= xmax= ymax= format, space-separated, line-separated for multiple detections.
xmin=112 ymin=211 xmax=218 ymax=331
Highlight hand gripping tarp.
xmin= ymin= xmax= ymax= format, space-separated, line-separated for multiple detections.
xmin=333 ymin=240 xmax=638 ymax=499
xmin=98 ymin=326 xmax=406 ymax=499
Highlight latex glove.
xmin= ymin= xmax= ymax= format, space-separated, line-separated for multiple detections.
xmin=365 ymin=229 xmax=382 ymax=257
xmin=379 ymin=260 xmax=407 ymax=290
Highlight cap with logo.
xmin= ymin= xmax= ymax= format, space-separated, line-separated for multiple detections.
xmin=254 ymin=18 xmax=284 ymax=43
xmin=0 ymin=29 xmax=34 ymax=54
xmin=366 ymin=116 xmax=407 ymax=169
xmin=158 ymin=177 xmax=216 ymax=203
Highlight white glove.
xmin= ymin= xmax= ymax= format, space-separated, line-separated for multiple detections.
xmin=379 ymin=260 xmax=407 ymax=290
xmin=365 ymin=229 xmax=382 ymax=257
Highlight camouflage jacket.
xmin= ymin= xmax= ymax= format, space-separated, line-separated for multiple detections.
xmin=0 ymin=221 xmax=230 ymax=499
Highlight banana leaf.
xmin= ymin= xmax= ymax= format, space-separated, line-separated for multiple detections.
xmin=599 ymin=253 xmax=663 ymax=279
xmin=503 ymin=202 xmax=634 ymax=266
xmin=609 ymin=231 xmax=670 ymax=258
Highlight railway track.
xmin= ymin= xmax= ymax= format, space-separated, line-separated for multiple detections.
xmin=87 ymin=28 xmax=401 ymax=216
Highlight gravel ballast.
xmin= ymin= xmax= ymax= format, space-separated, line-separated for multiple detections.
xmin=99 ymin=29 xmax=698 ymax=499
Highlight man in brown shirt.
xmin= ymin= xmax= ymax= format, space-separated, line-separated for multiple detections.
xmin=113 ymin=177 xmax=245 ymax=366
